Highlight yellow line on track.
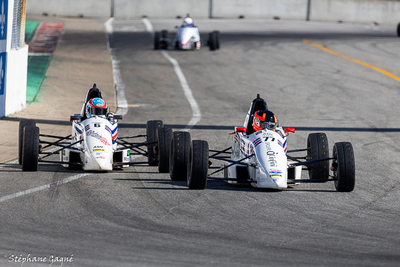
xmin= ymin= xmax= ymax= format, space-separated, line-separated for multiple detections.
xmin=302 ymin=38 xmax=400 ymax=82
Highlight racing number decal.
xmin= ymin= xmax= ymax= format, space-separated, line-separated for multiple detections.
xmin=265 ymin=137 xmax=275 ymax=142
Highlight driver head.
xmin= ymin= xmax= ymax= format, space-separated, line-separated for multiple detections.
xmin=86 ymin=98 xmax=108 ymax=118
xmin=253 ymin=110 xmax=278 ymax=132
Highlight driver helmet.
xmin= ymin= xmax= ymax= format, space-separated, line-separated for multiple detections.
xmin=182 ymin=17 xmax=194 ymax=27
xmin=253 ymin=110 xmax=278 ymax=132
xmin=86 ymin=98 xmax=108 ymax=118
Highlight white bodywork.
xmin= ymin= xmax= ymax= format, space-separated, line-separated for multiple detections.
xmin=61 ymin=116 xmax=129 ymax=171
xmin=225 ymin=102 xmax=302 ymax=189
xmin=177 ymin=27 xmax=200 ymax=50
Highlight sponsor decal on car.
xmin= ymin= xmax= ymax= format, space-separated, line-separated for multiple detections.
xmin=75 ymin=126 xmax=82 ymax=134
xmin=253 ymin=137 xmax=262 ymax=147
xmin=269 ymin=169 xmax=282 ymax=178
xmin=105 ymin=125 xmax=111 ymax=134
xmin=98 ymin=137 xmax=110 ymax=146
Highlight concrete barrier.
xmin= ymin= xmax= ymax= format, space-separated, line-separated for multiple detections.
xmin=26 ymin=0 xmax=111 ymax=18
xmin=310 ymin=0 xmax=400 ymax=24
xmin=114 ymin=0 xmax=209 ymax=19
xmin=212 ymin=0 xmax=308 ymax=20
xmin=5 ymin=46 xmax=28 ymax=115
xmin=26 ymin=0 xmax=400 ymax=24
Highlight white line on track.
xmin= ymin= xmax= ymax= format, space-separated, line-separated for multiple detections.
xmin=105 ymin=17 xmax=128 ymax=116
xmin=0 ymin=173 xmax=92 ymax=203
xmin=161 ymin=51 xmax=201 ymax=130
xmin=142 ymin=18 xmax=201 ymax=131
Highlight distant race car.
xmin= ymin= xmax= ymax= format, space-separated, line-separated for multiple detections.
xmin=154 ymin=15 xmax=220 ymax=51
xmin=18 ymin=84 xmax=173 ymax=173
xmin=165 ymin=94 xmax=356 ymax=192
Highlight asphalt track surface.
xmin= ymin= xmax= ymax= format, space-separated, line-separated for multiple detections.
xmin=2 ymin=19 xmax=400 ymax=266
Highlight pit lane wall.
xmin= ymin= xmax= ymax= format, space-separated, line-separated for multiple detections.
xmin=26 ymin=0 xmax=400 ymax=24
xmin=0 ymin=0 xmax=28 ymax=118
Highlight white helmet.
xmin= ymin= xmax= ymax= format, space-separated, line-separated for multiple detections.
xmin=182 ymin=17 xmax=193 ymax=27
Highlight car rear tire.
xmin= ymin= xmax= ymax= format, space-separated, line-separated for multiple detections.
xmin=333 ymin=142 xmax=355 ymax=192
xmin=209 ymin=31 xmax=217 ymax=51
xmin=169 ymin=131 xmax=191 ymax=181
xmin=397 ymin=23 xmax=400 ymax=37
xmin=154 ymin=31 xmax=161 ymax=50
xmin=22 ymin=126 xmax=39 ymax=171
xmin=19 ymin=119 xmax=36 ymax=165
xmin=214 ymin=31 xmax=220 ymax=49
xmin=157 ymin=127 xmax=172 ymax=173
xmin=161 ymin=30 xmax=168 ymax=49
xmin=187 ymin=140 xmax=209 ymax=189
xmin=307 ymin=133 xmax=329 ymax=180
xmin=146 ymin=120 xmax=164 ymax=166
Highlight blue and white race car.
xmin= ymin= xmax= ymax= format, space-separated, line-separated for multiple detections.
xmin=166 ymin=95 xmax=356 ymax=192
xmin=18 ymin=84 xmax=172 ymax=173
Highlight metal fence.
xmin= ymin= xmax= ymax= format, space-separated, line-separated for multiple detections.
xmin=11 ymin=0 xmax=26 ymax=50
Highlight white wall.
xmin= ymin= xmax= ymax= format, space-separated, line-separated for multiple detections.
xmin=212 ymin=0 xmax=308 ymax=20
xmin=26 ymin=0 xmax=112 ymax=17
xmin=5 ymin=45 xmax=28 ymax=115
xmin=25 ymin=0 xmax=400 ymax=24
xmin=310 ymin=0 xmax=400 ymax=24
xmin=114 ymin=0 xmax=209 ymax=19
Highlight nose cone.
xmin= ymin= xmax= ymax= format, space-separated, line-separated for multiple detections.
xmin=256 ymin=166 xmax=287 ymax=189
xmin=93 ymin=152 xmax=113 ymax=171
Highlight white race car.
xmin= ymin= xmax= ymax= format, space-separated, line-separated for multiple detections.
xmin=166 ymin=95 xmax=355 ymax=192
xmin=154 ymin=15 xmax=220 ymax=51
xmin=18 ymin=84 xmax=172 ymax=173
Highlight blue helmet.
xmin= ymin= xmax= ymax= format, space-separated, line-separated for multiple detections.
xmin=86 ymin=98 xmax=108 ymax=118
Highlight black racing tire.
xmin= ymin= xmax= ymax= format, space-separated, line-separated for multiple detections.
xmin=22 ymin=126 xmax=39 ymax=171
xmin=157 ymin=127 xmax=172 ymax=173
xmin=397 ymin=23 xmax=400 ymax=37
xmin=307 ymin=133 xmax=329 ymax=180
xmin=209 ymin=32 xmax=217 ymax=51
xmin=161 ymin=30 xmax=168 ymax=38
xmin=19 ymin=119 xmax=36 ymax=164
xmin=146 ymin=120 xmax=164 ymax=166
xmin=187 ymin=140 xmax=209 ymax=189
xmin=169 ymin=131 xmax=191 ymax=181
xmin=333 ymin=142 xmax=355 ymax=192
xmin=161 ymin=30 xmax=169 ymax=49
xmin=154 ymin=31 xmax=161 ymax=50
xmin=213 ymin=31 xmax=220 ymax=49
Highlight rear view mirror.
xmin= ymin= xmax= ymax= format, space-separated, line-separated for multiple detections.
xmin=70 ymin=115 xmax=80 ymax=121
xmin=235 ymin=126 xmax=247 ymax=133
xmin=284 ymin=128 xmax=295 ymax=133
xmin=113 ymin=115 xmax=122 ymax=120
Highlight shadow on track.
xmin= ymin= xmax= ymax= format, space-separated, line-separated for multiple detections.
xmin=4 ymin=117 xmax=400 ymax=132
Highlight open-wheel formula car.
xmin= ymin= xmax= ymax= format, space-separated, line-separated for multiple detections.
xmin=154 ymin=15 xmax=220 ymax=51
xmin=165 ymin=94 xmax=355 ymax=192
xmin=18 ymin=84 xmax=173 ymax=173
